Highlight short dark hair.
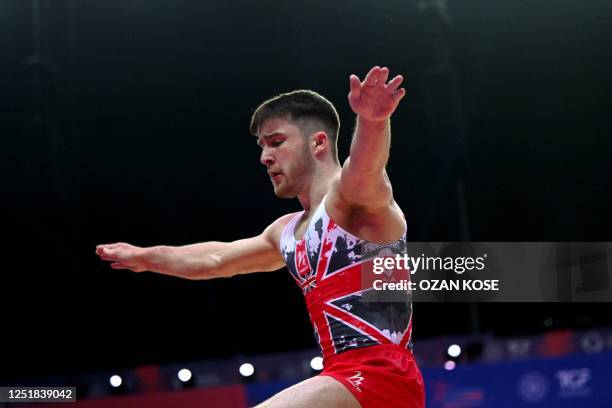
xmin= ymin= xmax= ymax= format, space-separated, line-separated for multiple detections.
xmin=250 ymin=90 xmax=340 ymax=162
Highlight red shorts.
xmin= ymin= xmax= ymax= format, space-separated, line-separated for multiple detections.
xmin=320 ymin=344 xmax=425 ymax=408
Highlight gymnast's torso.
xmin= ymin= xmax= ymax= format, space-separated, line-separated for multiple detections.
xmin=279 ymin=198 xmax=414 ymax=361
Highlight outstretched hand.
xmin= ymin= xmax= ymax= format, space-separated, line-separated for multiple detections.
xmin=96 ymin=242 xmax=148 ymax=272
xmin=348 ymin=66 xmax=406 ymax=122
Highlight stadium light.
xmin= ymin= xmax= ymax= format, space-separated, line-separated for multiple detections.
xmin=178 ymin=368 xmax=192 ymax=383
xmin=310 ymin=356 xmax=323 ymax=371
xmin=447 ymin=344 xmax=462 ymax=358
xmin=109 ymin=374 xmax=122 ymax=388
xmin=239 ymin=363 xmax=255 ymax=377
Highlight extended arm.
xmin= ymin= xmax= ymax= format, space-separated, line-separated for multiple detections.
xmin=96 ymin=214 xmax=293 ymax=280
xmin=339 ymin=66 xmax=405 ymax=208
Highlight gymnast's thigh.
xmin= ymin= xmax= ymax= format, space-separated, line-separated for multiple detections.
xmin=254 ymin=375 xmax=361 ymax=408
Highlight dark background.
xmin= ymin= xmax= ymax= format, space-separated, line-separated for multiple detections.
xmin=1 ymin=0 xmax=611 ymax=382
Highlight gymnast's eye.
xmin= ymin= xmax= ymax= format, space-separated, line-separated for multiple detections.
xmin=271 ymin=139 xmax=283 ymax=147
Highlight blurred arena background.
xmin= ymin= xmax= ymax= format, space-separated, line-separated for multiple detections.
xmin=1 ymin=0 xmax=611 ymax=406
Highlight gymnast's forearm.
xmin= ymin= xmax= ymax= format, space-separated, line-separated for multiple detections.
xmin=347 ymin=117 xmax=391 ymax=176
xmin=142 ymin=242 xmax=228 ymax=280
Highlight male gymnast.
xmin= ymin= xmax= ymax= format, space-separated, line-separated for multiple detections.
xmin=97 ymin=66 xmax=425 ymax=407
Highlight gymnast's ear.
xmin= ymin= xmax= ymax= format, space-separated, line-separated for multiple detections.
xmin=311 ymin=131 xmax=329 ymax=155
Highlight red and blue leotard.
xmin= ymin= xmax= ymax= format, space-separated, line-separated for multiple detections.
xmin=279 ymin=199 xmax=425 ymax=407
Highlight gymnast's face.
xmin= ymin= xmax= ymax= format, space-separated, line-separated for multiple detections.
xmin=258 ymin=116 xmax=315 ymax=198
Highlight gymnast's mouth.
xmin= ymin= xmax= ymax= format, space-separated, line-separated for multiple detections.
xmin=269 ymin=172 xmax=283 ymax=183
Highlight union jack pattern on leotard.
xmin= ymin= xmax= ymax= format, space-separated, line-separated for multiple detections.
xmin=280 ymin=199 xmax=413 ymax=361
